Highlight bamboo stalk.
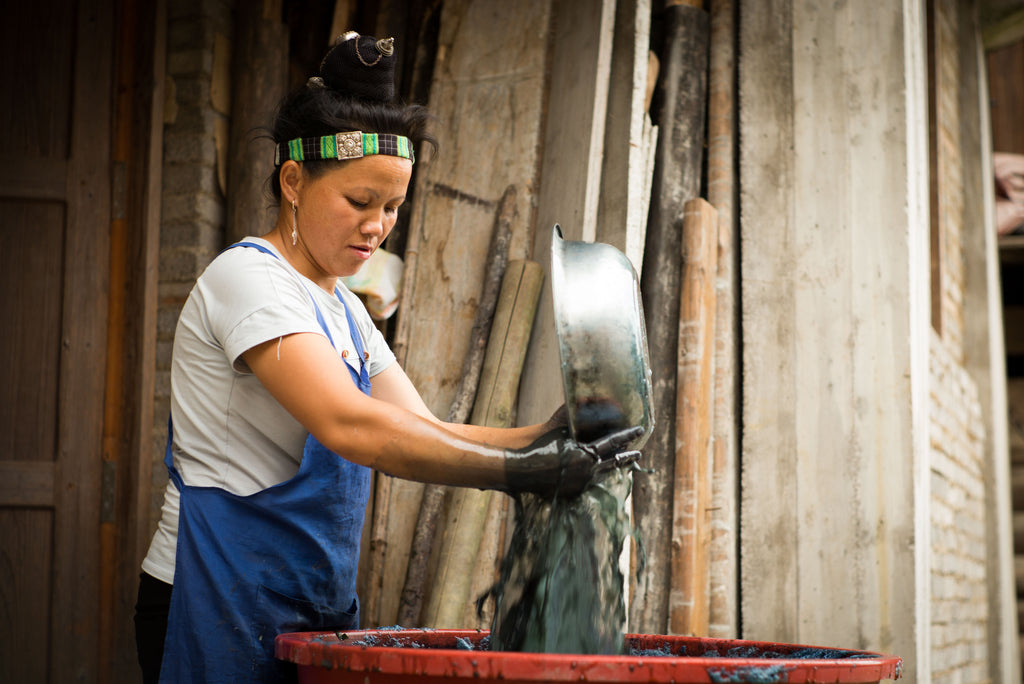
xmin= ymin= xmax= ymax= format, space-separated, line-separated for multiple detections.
xmin=396 ymin=186 xmax=518 ymax=626
xmin=463 ymin=489 xmax=508 ymax=628
xmin=423 ymin=260 xmax=544 ymax=627
xmin=669 ymin=198 xmax=718 ymax=636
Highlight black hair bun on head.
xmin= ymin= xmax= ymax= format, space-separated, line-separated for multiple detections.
xmin=318 ymin=31 xmax=397 ymax=102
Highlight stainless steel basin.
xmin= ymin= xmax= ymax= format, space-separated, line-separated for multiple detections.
xmin=550 ymin=224 xmax=654 ymax=451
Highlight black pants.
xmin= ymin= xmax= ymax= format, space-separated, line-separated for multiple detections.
xmin=134 ymin=572 xmax=172 ymax=684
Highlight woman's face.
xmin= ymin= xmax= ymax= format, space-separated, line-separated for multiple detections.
xmin=289 ymin=154 xmax=412 ymax=280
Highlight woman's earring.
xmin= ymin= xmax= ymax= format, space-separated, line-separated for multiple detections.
xmin=291 ymin=201 xmax=298 ymax=246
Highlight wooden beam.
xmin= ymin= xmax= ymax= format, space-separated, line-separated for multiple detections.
xmin=669 ymin=199 xmax=717 ymax=636
xmin=53 ymin=0 xmax=113 ymax=678
xmin=597 ymin=0 xmax=653 ymax=272
xmin=629 ymin=1 xmax=709 ymax=635
xmin=706 ymin=0 xmax=739 ymax=640
xmin=518 ymin=0 xmax=616 ymax=423
xmin=225 ymin=0 xmax=287 ymax=245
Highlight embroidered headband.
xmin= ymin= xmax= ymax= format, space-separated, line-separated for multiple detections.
xmin=274 ymin=131 xmax=415 ymax=166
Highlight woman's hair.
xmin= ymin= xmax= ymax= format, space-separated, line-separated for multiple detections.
xmin=265 ymin=33 xmax=437 ymax=202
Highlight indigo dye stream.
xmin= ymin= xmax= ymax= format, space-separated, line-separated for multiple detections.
xmin=488 ymin=467 xmax=640 ymax=654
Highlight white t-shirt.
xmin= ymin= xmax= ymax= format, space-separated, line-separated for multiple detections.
xmin=141 ymin=237 xmax=396 ymax=584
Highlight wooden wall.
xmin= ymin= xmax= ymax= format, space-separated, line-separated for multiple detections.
xmin=738 ymin=0 xmax=928 ymax=678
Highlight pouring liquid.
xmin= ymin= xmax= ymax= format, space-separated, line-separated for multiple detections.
xmin=488 ymin=467 xmax=638 ymax=654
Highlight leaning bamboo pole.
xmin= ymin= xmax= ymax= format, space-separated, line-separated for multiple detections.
xmin=396 ymin=187 xmax=518 ymax=626
xmin=423 ymin=260 xmax=544 ymax=628
xmin=706 ymin=0 xmax=739 ymax=639
xmin=669 ymin=198 xmax=718 ymax=636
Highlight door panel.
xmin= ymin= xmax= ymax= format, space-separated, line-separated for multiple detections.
xmin=0 ymin=1 xmax=111 ymax=681
xmin=0 ymin=201 xmax=64 ymax=461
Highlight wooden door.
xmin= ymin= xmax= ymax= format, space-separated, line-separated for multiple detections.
xmin=0 ymin=1 xmax=112 ymax=681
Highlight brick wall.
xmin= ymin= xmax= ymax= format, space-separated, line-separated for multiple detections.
xmin=927 ymin=0 xmax=991 ymax=680
xmin=148 ymin=0 xmax=234 ymax=535
xmin=929 ymin=331 xmax=990 ymax=682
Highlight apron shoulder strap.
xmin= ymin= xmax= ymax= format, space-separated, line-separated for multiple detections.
xmin=228 ymin=241 xmax=370 ymax=388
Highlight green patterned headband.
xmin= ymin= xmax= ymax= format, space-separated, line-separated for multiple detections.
xmin=274 ymin=131 xmax=415 ymax=166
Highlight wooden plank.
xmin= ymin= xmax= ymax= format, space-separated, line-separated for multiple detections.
xmin=518 ymin=0 xmax=616 ymax=422
xmin=462 ymin=486 xmax=508 ymax=628
xmin=0 ymin=462 xmax=55 ymax=507
xmin=669 ymin=199 xmax=717 ymax=636
xmin=373 ymin=0 xmax=553 ymax=626
xmin=596 ymin=0 xmax=652 ymax=271
xmin=226 ymin=0 xmax=287 ymax=245
xmin=628 ymin=1 xmax=709 ymax=636
xmin=103 ymin=0 xmax=167 ymax=677
xmin=398 ymin=187 xmax=516 ymax=626
xmin=52 ymin=0 xmax=112 ymax=680
xmin=740 ymin=1 xmax=926 ymax=673
xmin=706 ymin=0 xmax=739 ymax=640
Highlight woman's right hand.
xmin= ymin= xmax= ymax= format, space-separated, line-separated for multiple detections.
xmin=502 ymin=425 xmax=644 ymax=499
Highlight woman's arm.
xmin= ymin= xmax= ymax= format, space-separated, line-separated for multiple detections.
xmin=369 ymin=363 xmax=561 ymax=449
xmin=242 ymin=332 xmax=603 ymax=495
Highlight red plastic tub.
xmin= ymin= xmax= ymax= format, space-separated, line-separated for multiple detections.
xmin=276 ymin=628 xmax=902 ymax=683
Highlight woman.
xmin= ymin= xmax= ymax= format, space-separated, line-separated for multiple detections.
xmin=134 ymin=32 xmax=639 ymax=683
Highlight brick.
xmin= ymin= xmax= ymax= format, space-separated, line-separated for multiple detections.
xmin=156 ymin=339 xmax=175 ymax=370
xmin=168 ymin=47 xmax=215 ymax=76
xmin=162 ymin=161 xmax=219 ymax=196
xmin=172 ymin=79 xmax=215 ymax=113
xmin=160 ymin=217 xmax=223 ymax=249
xmin=161 ymin=191 xmax=224 ymax=228
xmin=164 ymin=132 xmax=218 ymax=164
xmin=157 ymin=297 xmax=186 ymax=336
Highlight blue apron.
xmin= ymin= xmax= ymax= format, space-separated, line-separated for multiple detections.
xmin=160 ymin=242 xmax=373 ymax=683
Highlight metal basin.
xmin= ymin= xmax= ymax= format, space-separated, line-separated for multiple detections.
xmin=550 ymin=224 xmax=653 ymax=450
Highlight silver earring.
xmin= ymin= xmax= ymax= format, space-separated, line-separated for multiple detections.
xmin=291 ymin=201 xmax=298 ymax=246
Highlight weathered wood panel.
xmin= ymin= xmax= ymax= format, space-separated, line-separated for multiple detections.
xmin=517 ymin=0 xmax=617 ymax=431
xmin=372 ymin=0 xmax=552 ymax=627
xmin=629 ymin=1 xmax=709 ymax=636
xmin=0 ymin=509 xmax=53 ymax=683
xmin=986 ymin=39 xmax=1024 ymax=154
xmin=957 ymin=4 xmax=1019 ymax=680
xmin=0 ymin=201 xmax=64 ymax=467
xmin=597 ymin=0 xmax=653 ymax=271
xmin=53 ymin=2 xmax=113 ymax=680
xmin=0 ymin=1 xmax=112 ymax=681
xmin=739 ymin=1 xmax=926 ymax=679
xmin=107 ymin=0 xmax=166 ymax=678
xmin=226 ymin=0 xmax=288 ymax=245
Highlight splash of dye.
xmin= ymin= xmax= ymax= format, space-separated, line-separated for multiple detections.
xmin=488 ymin=467 xmax=640 ymax=654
